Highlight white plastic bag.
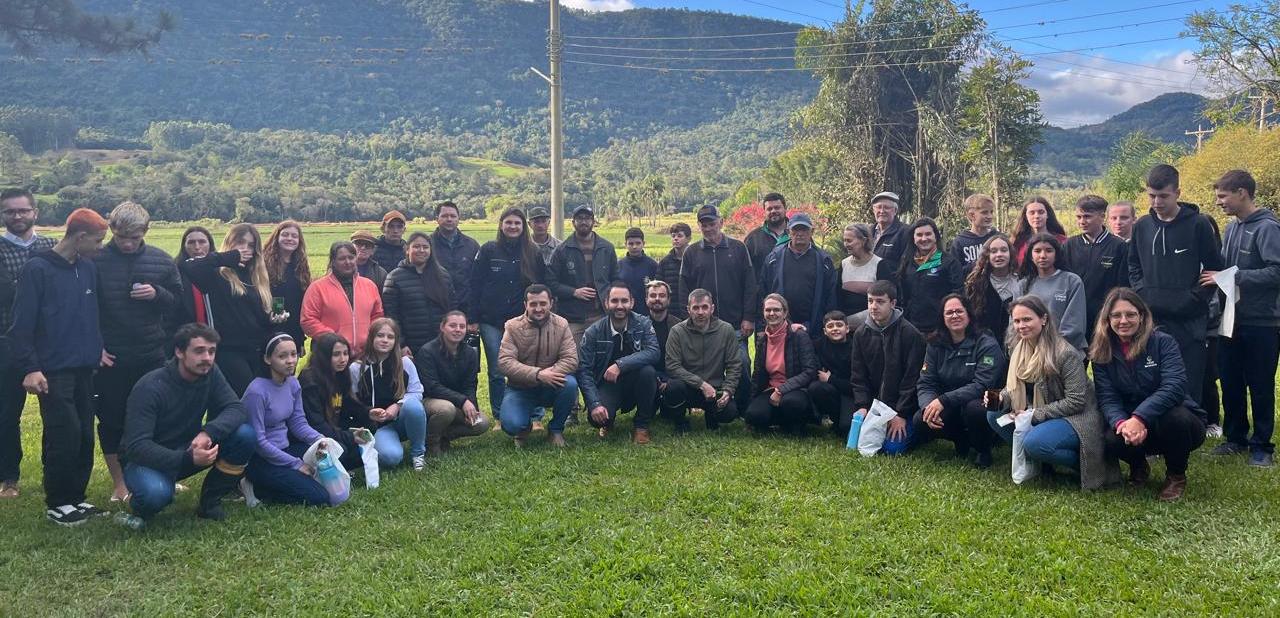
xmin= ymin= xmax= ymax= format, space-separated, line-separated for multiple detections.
xmin=356 ymin=428 xmax=380 ymax=489
xmin=303 ymin=438 xmax=351 ymax=505
xmin=856 ymin=399 xmax=898 ymax=457
xmin=1010 ymin=410 xmax=1039 ymax=484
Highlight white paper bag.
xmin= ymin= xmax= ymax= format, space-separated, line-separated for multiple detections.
xmin=856 ymin=399 xmax=898 ymax=457
xmin=1010 ymin=410 xmax=1039 ymax=484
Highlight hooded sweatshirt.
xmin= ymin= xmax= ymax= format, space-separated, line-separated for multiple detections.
xmin=9 ymin=249 xmax=103 ymax=374
xmin=1127 ymin=203 xmax=1223 ymax=332
xmin=1024 ymin=269 xmax=1087 ymax=351
xmin=848 ymin=307 xmax=927 ymax=419
xmin=1221 ymin=208 xmax=1280 ymax=327
xmin=950 ymin=228 xmax=1000 ymax=271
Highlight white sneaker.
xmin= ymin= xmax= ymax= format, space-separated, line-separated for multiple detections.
xmin=412 ymin=455 xmax=426 ymax=471
xmin=1205 ymin=424 xmax=1223 ymax=438
xmin=239 ymin=478 xmax=261 ymax=508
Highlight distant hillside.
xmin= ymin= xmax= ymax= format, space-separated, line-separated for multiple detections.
xmin=1 ymin=0 xmax=815 ymax=160
xmin=1033 ymin=92 xmax=1208 ymax=183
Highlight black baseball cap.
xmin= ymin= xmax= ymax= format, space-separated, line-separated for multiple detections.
xmin=696 ymin=205 xmax=720 ymax=222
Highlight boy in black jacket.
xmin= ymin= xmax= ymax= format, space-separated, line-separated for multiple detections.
xmin=849 ymin=281 xmax=927 ymax=452
xmin=1128 ymin=165 xmax=1223 ymax=405
xmin=120 ymin=324 xmax=255 ymax=528
xmin=808 ymin=311 xmax=854 ymax=431
xmin=1063 ymin=194 xmax=1128 ymax=341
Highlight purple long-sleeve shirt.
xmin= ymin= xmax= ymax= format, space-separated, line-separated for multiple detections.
xmin=243 ymin=376 xmax=322 ymax=469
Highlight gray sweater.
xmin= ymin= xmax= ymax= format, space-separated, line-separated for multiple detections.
xmin=1025 ymin=270 xmax=1088 ymax=350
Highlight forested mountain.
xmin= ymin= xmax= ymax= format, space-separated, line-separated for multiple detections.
xmin=1031 ymin=92 xmax=1209 ymax=185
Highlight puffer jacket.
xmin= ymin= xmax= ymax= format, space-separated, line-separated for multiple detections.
xmin=1093 ymin=330 xmax=1204 ymax=428
xmin=497 ymin=313 xmax=578 ymax=388
xmin=416 ymin=337 xmax=480 ymax=409
xmin=382 ymin=260 xmax=454 ymax=352
xmin=94 ymin=240 xmax=182 ymax=366
xmin=577 ymin=313 xmax=661 ymax=411
xmin=751 ymin=324 xmax=818 ymax=395
xmin=664 ymin=317 xmax=742 ymax=390
xmin=371 ymin=236 xmax=406 ymax=274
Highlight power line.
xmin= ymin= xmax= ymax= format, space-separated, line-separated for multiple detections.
xmin=741 ymin=0 xmax=834 ymax=25
xmin=1008 ymin=38 xmax=1200 ymax=77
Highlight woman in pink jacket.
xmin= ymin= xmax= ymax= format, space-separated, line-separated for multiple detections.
xmin=301 ymin=241 xmax=384 ymax=358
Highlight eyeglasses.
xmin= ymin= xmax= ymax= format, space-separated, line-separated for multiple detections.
xmin=1 ymin=208 xmax=34 ymax=217
xmin=1108 ymin=311 xmax=1141 ymax=321
xmin=943 ymin=309 xmax=967 ymax=317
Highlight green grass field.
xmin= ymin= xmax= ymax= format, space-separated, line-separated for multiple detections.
xmin=4 ymin=219 xmax=1279 ymax=614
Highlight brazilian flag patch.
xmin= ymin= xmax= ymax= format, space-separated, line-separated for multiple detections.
xmin=980 ymin=356 xmax=994 ymax=366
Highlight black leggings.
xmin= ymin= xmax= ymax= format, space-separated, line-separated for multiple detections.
xmin=912 ymin=398 xmax=995 ymax=454
xmin=1103 ymin=405 xmax=1206 ymax=475
xmin=215 ymin=346 xmax=262 ymax=400
xmin=94 ymin=361 xmax=162 ymax=455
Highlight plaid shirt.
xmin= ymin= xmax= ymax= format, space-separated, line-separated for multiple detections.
xmin=0 ymin=234 xmax=56 ymax=333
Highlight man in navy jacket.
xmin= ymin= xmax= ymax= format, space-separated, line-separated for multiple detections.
xmin=577 ymin=282 xmax=661 ymax=444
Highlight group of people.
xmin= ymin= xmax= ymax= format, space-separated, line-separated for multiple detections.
xmin=0 ymin=161 xmax=1276 ymax=528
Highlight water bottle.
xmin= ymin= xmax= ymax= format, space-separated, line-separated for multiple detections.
xmin=846 ymin=411 xmax=865 ymax=449
xmin=316 ymin=450 xmax=345 ymax=504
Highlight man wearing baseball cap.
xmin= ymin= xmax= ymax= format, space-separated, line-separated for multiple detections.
xmin=548 ymin=204 xmax=617 ymax=343
xmin=759 ymin=212 xmax=837 ymax=334
xmin=350 ymin=230 xmax=387 ymax=291
xmin=528 ymin=206 xmax=560 ymax=266
xmin=372 ymin=210 xmax=408 ymax=273
xmin=870 ymin=192 xmax=906 ymax=272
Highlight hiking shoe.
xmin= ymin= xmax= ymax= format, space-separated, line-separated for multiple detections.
xmin=633 ymin=428 xmax=651 ymax=445
xmin=973 ymin=450 xmax=993 ymax=469
xmin=115 ymin=512 xmax=146 ymax=531
xmin=0 ymin=481 xmax=18 ymax=498
xmin=239 ymin=478 xmax=261 ymax=508
xmin=1249 ymin=451 xmax=1275 ymax=468
xmin=549 ymin=432 xmax=567 ymax=448
xmin=47 ymin=505 xmax=89 ymax=527
xmin=1127 ymin=457 xmax=1151 ymax=486
xmin=1211 ymin=442 xmax=1248 ymax=456
xmin=1204 ymin=424 xmax=1223 ymax=438
xmin=1157 ymin=474 xmax=1187 ymax=502
xmin=412 ymin=455 xmax=427 ymax=471
xmin=76 ymin=502 xmax=108 ymax=518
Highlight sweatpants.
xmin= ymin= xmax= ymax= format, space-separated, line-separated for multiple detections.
xmin=245 ymin=441 xmax=329 ymax=506
xmin=1102 ymin=406 xmax=1205 ymax=476
xmin=39 ymin=369 xmax=97 ymax=508
xmin=215 ymin=345 xmax=261 ymax=400
xmin=588 ymin=365 xmax=658 ymax=430
xmin=125 ymin=423 xmax=256 ymax=519
xmin=94 ymin=361 xmax=162 ymax=456
xmin=1203 ymin=335 xmax=1221 ymax=426
xmin=744 ymin=389 xmax=813 ymax=430
xmin=1220 ymin=325 xmax=1280 ymax=454
xmin=0 ymin=367 xmax=28 ymax=483
xmin=912 ymin=399 xmax=995 ymax=454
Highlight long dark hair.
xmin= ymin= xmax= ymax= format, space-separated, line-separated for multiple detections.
xmin=964 ymin=233 xmax=1013 ymax=318
xmin=263 ymin=220 xmax=312 ymax=288
xmin=896 ymin=217 xmax=943 ymax=282
xmin=175 ymin=226 xmax=215 ymax=266
xmin=299 ymin=332 xmax=354 ymax=426
xmin=495 ymin=207 xmax=541 ymax=286
xmin=1018 ymin=233 xmax=1067 ymax=289
xmin=1011 ymin=197 xmax=1066 ymax=250
xmin=405 ymin=231 xmax=452 ymax=309
xmin=930 ymin=293 xmax=982 ymax=344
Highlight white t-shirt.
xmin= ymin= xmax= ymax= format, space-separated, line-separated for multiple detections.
xmin=841 ymin=254 xmax=881 ymax=285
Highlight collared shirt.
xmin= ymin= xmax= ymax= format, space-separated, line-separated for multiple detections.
xmin=2 ymin=231 xmax=38 ymax=248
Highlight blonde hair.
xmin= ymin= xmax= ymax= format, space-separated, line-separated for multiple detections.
xmin=1006 ymin=295 xmax=1071 ymax=378
xmin=219 ymin=223 xmax=272 ymax=314
xmin=963 ymin=193 xmax=995 ymax=213
xmin=1088 ymin=288 xmax=1153 ymax=364
xmin=108 ymin=201 xmax=150 ymax=236
xmin=263 ymin=220 xmax=312 ymax=288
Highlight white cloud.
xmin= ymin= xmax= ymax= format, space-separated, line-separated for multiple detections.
xmin=1025 ymin=49 xmax=1210 ymax=128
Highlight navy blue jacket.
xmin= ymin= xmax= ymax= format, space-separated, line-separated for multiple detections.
xmin=917 ymin=332 xmax=1005 ymax=410
xmin=432 ymin=229 xmax=480 ymax=318
xmin=759 ymin=243 xmax=837 ymax=334
xmin=470 ymin=239 xmax=542 ymax=327
xmin=9 ymin=250 xmax=103 ymax=374
xmin=618 ymin=253 xmax=658 ymax=316
xmin=1093 ymin=329 xmax=1204 ymax=428
xmin=576 ymin=312 xmax=660 ymax=411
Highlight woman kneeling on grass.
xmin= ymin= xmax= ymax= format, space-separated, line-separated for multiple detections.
xmin=987 ymin=296 xmax=1119 ymax=490
xmin=415 ymin=311 xmax=492 ymax=456
xmin=242 ymin=334 xmax=330 ymax=506
xmin=915 ymin=294 xmax=1005 ymax=469
xmin=349 ymin=318 xmax=428 ymax=471
xmin=299 ymin=333 xmax=371 ymax=471
xmin=1089 ymin=288 xmax=1206 ymax=501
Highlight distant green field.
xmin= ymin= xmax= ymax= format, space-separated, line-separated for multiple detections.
xmin=453 ymin=156 xmax=540 ymax=179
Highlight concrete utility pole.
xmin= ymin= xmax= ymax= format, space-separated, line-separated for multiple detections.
xmin=530 ymin=0 xmax=564 ymax=237
xmin=1250 ymin=94 xmax=1271 ymax=132
xmin=1185 ymin=124 xmax=1214 ymax=152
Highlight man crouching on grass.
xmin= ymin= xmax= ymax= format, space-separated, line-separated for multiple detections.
xmin=497 ymin=284 xmax=579 ymax=448
xmin=117 ymin=324 xmax=256 ymax=529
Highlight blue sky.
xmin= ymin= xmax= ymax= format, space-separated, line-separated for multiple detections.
xmin=554 ymin=0 xmax=1239 ymax=126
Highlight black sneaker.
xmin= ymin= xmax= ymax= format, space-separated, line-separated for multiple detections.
xmin=46 ymin=504 xmax=90 ymax=527
xmin=76 ymin=502 xmax=108 ymax=518
xmin=1211 ymin=442 xmax=1248 ymax=456
xmin=1249 ymin=451 xmax=1275 ymax=468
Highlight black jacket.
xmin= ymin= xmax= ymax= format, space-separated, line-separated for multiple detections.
xmin=179 ymin=250 xmax=272 ymax=350
xmin=972 ymin=277 xmax=1013 ymax=340
xmin=849 ymin=309 xmax=927 ymax=419
xmin=751 ymin=325 xmax=818 ymax=395
xmin=431 ymin=229 xmax=480 ymax=317
xmin=357 ymin=260 xmax=388 ymax=293
xmin=122 ymin=362 xmax=248 ymax=475
xmin=812 ymin=336 xmax=853 ymax=397
xmin=298 ymin=369 xmax=371 ymax=466
xmin=371 ymin=236 xmax=406 ymax=274
xmin=898 ymin=252 xmax=964 ymax=335
xmin=1093 ymin=330 xmax=1204 ymax=428
xmin=9 ymin=250 xmax=103 ymax=374
xmin=94 ymin=240 xmax=182 ymax=366
xmin=548 ymin=233 xmax=618 ymax=322
xmin=1127 ymin=203 xmax=1223 ymax=337
xmin=383 ymin=260 xmax=454 ymax=352
xmin=873 ymin=220 xmax=907 ymax=271
xmin=1062 ymin=231 xmax=1128 ymax=335
xmin=270 ymin=257 xmax=307 ymax=346
xmin=678 ymin=235 xmax=758 ymax=326
xmin=470 ymin=239 xmax=542 ymax=327
xmin=415 ymin=337 xmax=480 ymax=409
xmin=917 ymin=332 xmax=1005 ymax=410
xmin=657 ymin=249 xmax=685 ymax=318
xmin=744 ymin=224 xmax=788 ymax=282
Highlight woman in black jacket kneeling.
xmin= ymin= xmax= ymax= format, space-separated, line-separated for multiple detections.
xmin=745 ymin=294 xmax=818 ymax=432
xmin=415 ymin=311 xmax=491 ymax=456
xmin=298 ymin=333 xmax=371 ymax=471
xmin=1090 ymin=288 xmax=1206 ymax=502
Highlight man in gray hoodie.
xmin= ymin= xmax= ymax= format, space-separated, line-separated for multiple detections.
xmin=848 ymin=280 xmax=927 ymax=452
xmin=1201 ymin=170 xmax=1280 ymax=467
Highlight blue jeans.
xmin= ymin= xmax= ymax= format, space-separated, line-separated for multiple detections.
xmin=987 ymin=411 xmax=1081 ymax=470
xmin=245 ymin=441 xmax=329 ymax=507
xmin=125 ymin=423 xmax=256 ymax=520
xmin=373 ymin=398 xmax=427 ymax=466
xmin=479 ymin=323 xmax=507 ymax=414
xmin=500 ymin=375 xmax=579 ymax=435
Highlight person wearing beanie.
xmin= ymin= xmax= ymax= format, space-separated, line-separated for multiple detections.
xmin=618 ymin=227 xmax=658 ymax=317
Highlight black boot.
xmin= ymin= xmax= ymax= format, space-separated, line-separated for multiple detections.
xmin=196 ymin=469 xmax=241 ymax=521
